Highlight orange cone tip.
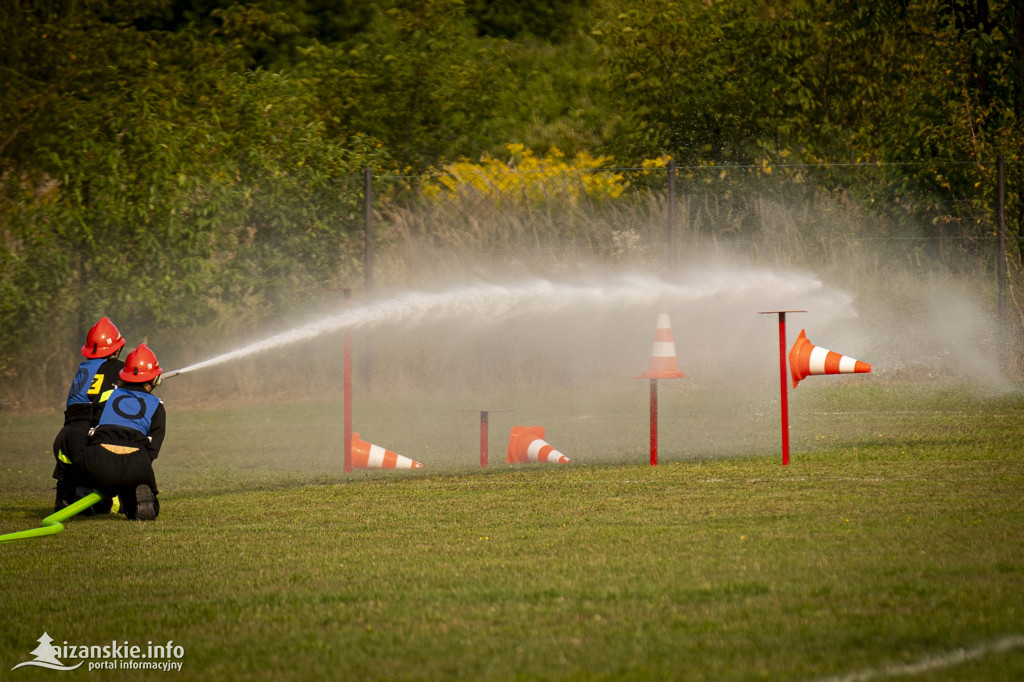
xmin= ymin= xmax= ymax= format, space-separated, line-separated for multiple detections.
xmin=788 ymin=330 xmax=871 ymax=388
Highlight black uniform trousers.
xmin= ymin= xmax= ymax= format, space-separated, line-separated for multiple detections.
xmin=63 ymin=429 xmax=160 ymax=519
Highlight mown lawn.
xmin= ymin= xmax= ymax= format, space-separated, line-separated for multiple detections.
xmin=1 ymin=382 xmax=1022 ymax=680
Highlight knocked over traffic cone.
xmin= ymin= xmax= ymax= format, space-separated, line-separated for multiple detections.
xmin=351 ymin=432 xmax=424 ymax=469
xmin=640 ymin=312 xmax=685 ymax=379
xmin=788 ymin=329 xmax=871 ymax=388
xmin=506 ymin=426 xmax=571 ymax=464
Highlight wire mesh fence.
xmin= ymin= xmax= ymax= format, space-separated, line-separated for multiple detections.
xmin=5 ymin=158 xmax=1023 ymax=411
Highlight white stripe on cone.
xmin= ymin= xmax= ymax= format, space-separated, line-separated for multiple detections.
xmin=651 ymin=341 xmax=677 ymax=357
xmin=839 ymin=355 xmax=858 ymax=373
xmin=809 ymin=346 xmax=831 ymax=374
xmin=367 ymin=443 xmax=387 ymax=468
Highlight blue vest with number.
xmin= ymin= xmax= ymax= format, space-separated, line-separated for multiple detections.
xmin=96 ymin=387 xmax=161 ymax=436
xmin=65 ymin=358 xmax=107 ymax=408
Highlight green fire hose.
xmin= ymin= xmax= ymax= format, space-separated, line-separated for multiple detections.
xmin=0 ymin=492 xmax=105 ymax=543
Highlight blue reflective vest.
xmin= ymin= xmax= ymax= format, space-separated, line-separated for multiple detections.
xmin=65 ymin=358 xmax=107 ymax=407
xmin=96 ymin=387 xmax=162 ymax=437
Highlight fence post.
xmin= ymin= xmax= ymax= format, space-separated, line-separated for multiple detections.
xmin=363 ymin=168 xmax=374 ymax=390
xmin=343 ymin=288 xmax=352 ymax=473
xmin=997 ymin=154 xmax=1009 ymax=373
xmin=668 ymin=159 xmax=677 ymax=268
xmin=364 ymin=168 xmax=373 ymax=289
xmin=998 ymin=155 xmax=1007 ymax=322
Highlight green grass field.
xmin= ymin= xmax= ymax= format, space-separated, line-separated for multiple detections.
xmin=2 ymin=381 xmax=1023 ymax=680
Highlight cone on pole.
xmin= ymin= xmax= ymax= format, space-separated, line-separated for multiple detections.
xmin=788 ymin=329 xmax=871 ymax=388
xmin=351 ymin=432 xmax=424 ymax=469
xmin=640 ymin=312 xmax=685 ymax=379
xmin=506 ymin=426 xmax=571 ymax=464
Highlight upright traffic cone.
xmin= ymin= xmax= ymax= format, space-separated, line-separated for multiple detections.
xmin=351 ymin=433 xmax=424 ymax=469
xmin=788 ymin=329 xmax=871 ymax=388
xmin=640 ymin=312 xmax=685 ymax=379
xmin=506 ymin=426 xmax=571 ymax=464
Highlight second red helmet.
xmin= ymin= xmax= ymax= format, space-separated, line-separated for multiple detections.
xmin=119 ymin=343 xmax=163 ymax=383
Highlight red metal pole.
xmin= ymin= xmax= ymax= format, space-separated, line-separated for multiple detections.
xmin=343 ymin=289 xmax=352 ymax=473
xmin=649 ymin=378 xmax=658 ymax=466
xmin=759 ymin=310 xmax=804 ymax=466
xmin=480 ymin=411 xmax=489 ymax=468
xmin=777 ymin=313 xmax=790 ymax=466
xmin=459 ymin=408 xmax=507 ymax=467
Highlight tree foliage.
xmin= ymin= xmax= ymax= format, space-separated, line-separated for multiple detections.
xmin=0 ymin=1 xmax=387 ymax=399
xmin=591 ymin=0 xmax=1023 ymax=232
xmin=299 ymin=0 xmax=513 ymax=171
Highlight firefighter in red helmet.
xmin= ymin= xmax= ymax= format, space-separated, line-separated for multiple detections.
xmin=63 ymin=343 xmax=166 ymax=521
xmin=52 ymin=317 xmax=126 ymax=512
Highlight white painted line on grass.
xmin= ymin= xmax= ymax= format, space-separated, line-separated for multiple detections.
xmin=812 ymin=634 xmax=1024 ymax=682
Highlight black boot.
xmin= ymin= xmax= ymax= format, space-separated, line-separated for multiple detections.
xmin=54 ymin=483 xmax=72 ymax=512
xmin=133 ymin=484 xmax=157 ymax=521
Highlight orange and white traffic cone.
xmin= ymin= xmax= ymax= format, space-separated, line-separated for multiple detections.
xmin=788 ymin=329 xmax=871 ymax=388
xmin=351 ymin=433 xmax=424 ymax=469
xmin=640 ymin=312 xmax=685 ymax=379
xmin=506 ymin=426 xmax=571 ymax=464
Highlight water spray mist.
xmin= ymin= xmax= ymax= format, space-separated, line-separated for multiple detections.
xmin=164 ymin=269 xmax=855 ymax=379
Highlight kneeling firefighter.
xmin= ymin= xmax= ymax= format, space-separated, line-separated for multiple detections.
xmin=65 ymin=343 xmax=166 ymax=521
xmin=52 ymin=316 xmax=126 ymax=512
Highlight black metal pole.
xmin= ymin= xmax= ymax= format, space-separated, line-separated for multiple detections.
xmin=997 ymin=154 xmax=1007 ymax=327
xmin=668 ymin=159 xmax=677 ymax=268
xmin=364 ymin=168 xmax=373 ymax=289
xmin=363 ymin=169 xmax=374 ymax=391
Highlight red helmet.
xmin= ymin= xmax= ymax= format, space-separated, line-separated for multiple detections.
xmin=81 ymin=316 xmax=126 ymax=358
xmin=119 ymin=343 xmax=163 ymax=383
